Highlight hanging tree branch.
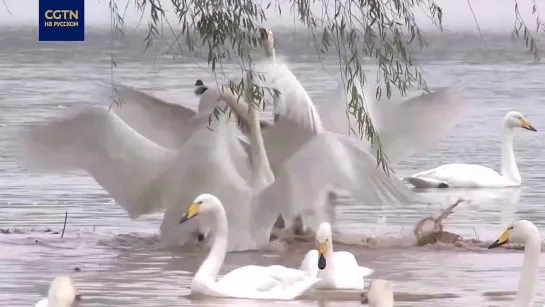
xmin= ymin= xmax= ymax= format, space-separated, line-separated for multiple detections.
xmin=105 ymin=0 xmax=544 ymax=173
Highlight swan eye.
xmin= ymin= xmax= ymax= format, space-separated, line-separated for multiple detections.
xmin=508 ymin=226 xmax=514 ymax=230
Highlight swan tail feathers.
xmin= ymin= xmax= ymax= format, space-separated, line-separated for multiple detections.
xmin=359 ymin=266 xmax=375 ymax=277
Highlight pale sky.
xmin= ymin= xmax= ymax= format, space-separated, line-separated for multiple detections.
xmin=1 ymin=0 xmax=542 ymax=33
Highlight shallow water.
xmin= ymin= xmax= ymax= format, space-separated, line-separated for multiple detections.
xmin=1 ymin=27 xmax=545 ymax=306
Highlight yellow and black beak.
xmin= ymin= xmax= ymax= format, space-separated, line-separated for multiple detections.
xmin=179 ymin=203 xmax=200 ymax=224
xmin=488 ymin=227 xmax=511 ymax=249
xmin=317 ymin=241 xmax=327 ymax=270
xmin=520 ymin=118 xmax=537 ymax=132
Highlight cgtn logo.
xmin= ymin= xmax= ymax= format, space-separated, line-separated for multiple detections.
xmin=44 ymin=10 xmax=80 ymax=27
xmin=39 ymin=0 xmax=85 ymax=41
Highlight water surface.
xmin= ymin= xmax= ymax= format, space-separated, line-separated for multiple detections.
xmin=0 ymin=27 xmax=545 ymax=306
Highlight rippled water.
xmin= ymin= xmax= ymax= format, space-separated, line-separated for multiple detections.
xmin=1 ymin=27 xmax=545 ymax=306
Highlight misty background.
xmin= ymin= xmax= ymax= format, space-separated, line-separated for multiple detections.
xmin=0 ymin=0 xmax=543 ymax=33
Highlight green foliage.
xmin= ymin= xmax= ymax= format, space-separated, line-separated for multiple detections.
xmin=105 ymin=0 xmax=544 ymax=173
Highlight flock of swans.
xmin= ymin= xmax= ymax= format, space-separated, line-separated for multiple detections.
xmin=22 ymin=28 xmax=543 ymax=306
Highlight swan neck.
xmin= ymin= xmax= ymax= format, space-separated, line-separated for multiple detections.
xmin=220 ymin=89 xmax=274 ymax=190
xmin=326 ymin=238 xmax=334 ymax=255
xmin=247 ymin=102 xmax=275 ymax=191
xmin=220 ymin=90 xmax=251 ymax=123
xmin=501 ymin=127 xmax=520 ymax=184
xmin=514 ymin=233 xmax=540 ymax=307
xmin=263 ymin=44 xmax=276 ymax=63
xmin=194 ymin=206 xmax=228 ymax=281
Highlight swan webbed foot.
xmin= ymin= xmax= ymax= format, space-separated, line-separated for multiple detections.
xmin=291 ymin=216 xmax=304 ymax=236
xmin=273 ymin=215 xmax=286 ymax=229
xmin=360 ymin=291 xmax=368 ymax=304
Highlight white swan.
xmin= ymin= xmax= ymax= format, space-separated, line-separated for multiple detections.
xmin=180 ymin=193 xmax=320 ymax=300
xmin=488 ymin=220 xmax=543 ymax=307
xmin=361 ymin=279 xmax=394 ymax=307
xmin=263 ymin=22 xmax=466 ymax=168
xmin=247 ymin=28 xmax=421 ymax=232
xmin=18 ymin=83 xmax=279 ymax=251
xmin=35 ymin=276 xmax=79 ymax=307
xmin=254 ymin=28 xmax=466 ymax=231
xmin=403 ymin=111 xmax=537 ymax=188
xmin=299 ymin=222 xmax=374 ymax=290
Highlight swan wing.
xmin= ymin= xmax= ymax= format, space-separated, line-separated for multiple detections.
xmin=319 ymin=85 xmax=467 ymax=164
xmin=368 ymin=87 xmax=467 ymax=164
xmin=218 ymin=265 xmax=282 ymax=292
xmin=217 ymin=264 xmax=320 ymax=300
xmin=299 ymin=250 xmax=319 ymax=277
xmin=260 ymin=59 xmax=324 ymax=133
xmin=18 ymin=106 xmax=176 ymax=218
xmin=275 ymin=131 xmax=417 ymax=230
xmin=101 ymin=82 xmax=202 ymax=149
xmin=318 ymin=83 xmax=352 ymax=135
xmin=263 ymin=265 xmax=316 ymax=283
xmin=335 ymin=251 xmax=374 ymax=277
xmin=220 ymin=265 xmax=310 ymax=289
xmin=136 ymin=119 xmax=256 ymax=251
xmin=261 ymin=116 xmax=317 ymax=170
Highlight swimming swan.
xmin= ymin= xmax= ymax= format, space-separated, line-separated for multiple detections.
xmin=361 ymin=279 xmax=394 ymax=307
xmin=488 ymin=220 xmax=543 ymax=307
xmin=179 ymin=193 xmax=320 ymax=300
xmin=403 ymin=111 xmax=537 ymax=188
xmin=35 ymin=276 xmax=79 ymax=307
xmin=299 ymin=222 xmax=374 ymax=290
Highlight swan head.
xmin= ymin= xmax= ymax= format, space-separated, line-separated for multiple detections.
xmin=179 ymin=194 xmax=221 ymax=224
xmin=315 ymin=222 xmax=333 ymax=270
xmin=361 ymin=279 xmax=394 ymax=307
xmin=194 ymin=79 xmax=209 ymax=96
xmin=46 ymin=276 xmax=79 ymax=307
xmin=488 ymin=219 xmax=540 ymax=249
xmin=259 ymin=28 xmax=275 ymax=52
xmin=503 ymin=111 xmax=537 ymax=132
